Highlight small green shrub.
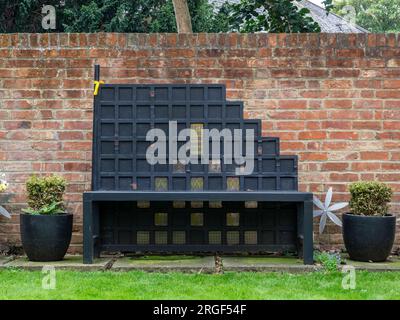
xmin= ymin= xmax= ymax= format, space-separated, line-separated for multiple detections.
xmin=349 ymin=181 xmax=393 ymax=216
xmin=24 ymin=175 xmax=66 ymax=215
xmin=314 ymin=251 xmax=341 ymax=272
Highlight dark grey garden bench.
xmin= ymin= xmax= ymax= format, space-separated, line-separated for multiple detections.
xmin=83 ymin=66 xmax=314 ymax=265
xmin=83 ymin=191 xmax=313 ymax=264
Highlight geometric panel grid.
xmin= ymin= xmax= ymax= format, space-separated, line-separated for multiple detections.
xmin=93 ymin=84 xmax=298 ymax=192
xmin=99 ymin=202 xmax=298 ymax=250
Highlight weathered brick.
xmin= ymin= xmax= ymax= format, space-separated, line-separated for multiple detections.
xmin=301 ymin=69 xmax=329 ymax=78
xmin=298 ymin=131 xmax=327 ymax=140
xmin=360 ymin=151 xmax=389 ymax=160
xmin=64 ymin=162 xmax=90 ymax=171
xmin=278 ymin=100 xmax=307 ymax=109
xmin=321 ymin=162 xmax=349 ymax=171
xmin=323 ymin=79 xmax=352 ymax=89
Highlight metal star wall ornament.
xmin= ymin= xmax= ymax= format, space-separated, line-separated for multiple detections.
xmin=313 ymin=187 xmax=348 ymax=234
xmin=0 ymin=205 xmax=10 ymax=219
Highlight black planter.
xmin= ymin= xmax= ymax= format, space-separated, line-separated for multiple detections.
xmin=343 ymin=213 xmax=396 ymax=262
xmin=20 ymin=213 xmax=73 ymax=261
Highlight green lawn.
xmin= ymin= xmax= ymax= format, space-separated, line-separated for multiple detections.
xmin=0 ymin=269 xmax=399 ymax=300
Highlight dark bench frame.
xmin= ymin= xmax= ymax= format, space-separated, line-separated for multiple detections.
xmin=83 ymin=65 xmax=314 ymax=265
xmin=83 ymin=191 xmax=313 ymax=264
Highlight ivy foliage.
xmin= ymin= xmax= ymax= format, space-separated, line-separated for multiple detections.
xmin=0 ymin=0 xmax=325 ymax=33
xmin=0 ymin=0 xmax=60 ymax=33
xmin=0 ymin=0 xmax=225 ymax=33
xmin=226 ymin=0 xmax=321 ymax=32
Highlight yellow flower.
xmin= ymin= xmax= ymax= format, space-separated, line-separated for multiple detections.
xmin=0 ymin=173 xmax=8 ymax=193
xmin=0 ymin=182 xmax=8 ymax=193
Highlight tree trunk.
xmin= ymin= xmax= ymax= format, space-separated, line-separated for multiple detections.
xmin=172 ymin=0 xmax=192 ymax=33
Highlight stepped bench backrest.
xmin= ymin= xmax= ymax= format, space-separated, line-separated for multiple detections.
xmin=92 ymin=84 xmax=298 ymax=192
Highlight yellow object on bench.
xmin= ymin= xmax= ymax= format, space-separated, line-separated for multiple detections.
xmin=93 ymin=80 xmax=105 ymax=96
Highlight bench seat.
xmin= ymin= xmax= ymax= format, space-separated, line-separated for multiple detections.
xmin=83 ymin=191 xmax=314 ymax=265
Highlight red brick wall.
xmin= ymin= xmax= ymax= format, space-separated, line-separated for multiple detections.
xmin=0 ymin=33 xmax=399 ymax=253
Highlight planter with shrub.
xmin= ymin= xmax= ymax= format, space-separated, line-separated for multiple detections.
xmin=343 ymin=181 xmax=395 ymax=262
xmin=20 ymin=175 xmax=72 ymax=261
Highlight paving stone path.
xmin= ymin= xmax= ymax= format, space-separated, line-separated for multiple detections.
xmin=1 ymin=254 xmax=400 ymax=273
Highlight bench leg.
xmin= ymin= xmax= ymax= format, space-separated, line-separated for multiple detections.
xmin=83 ymin=199 xmax=94 ymax=264
xmin=93 ymin=202 xmax=101 ymax=258
xmin=302 ymin=200 xmax=314 ymax=265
